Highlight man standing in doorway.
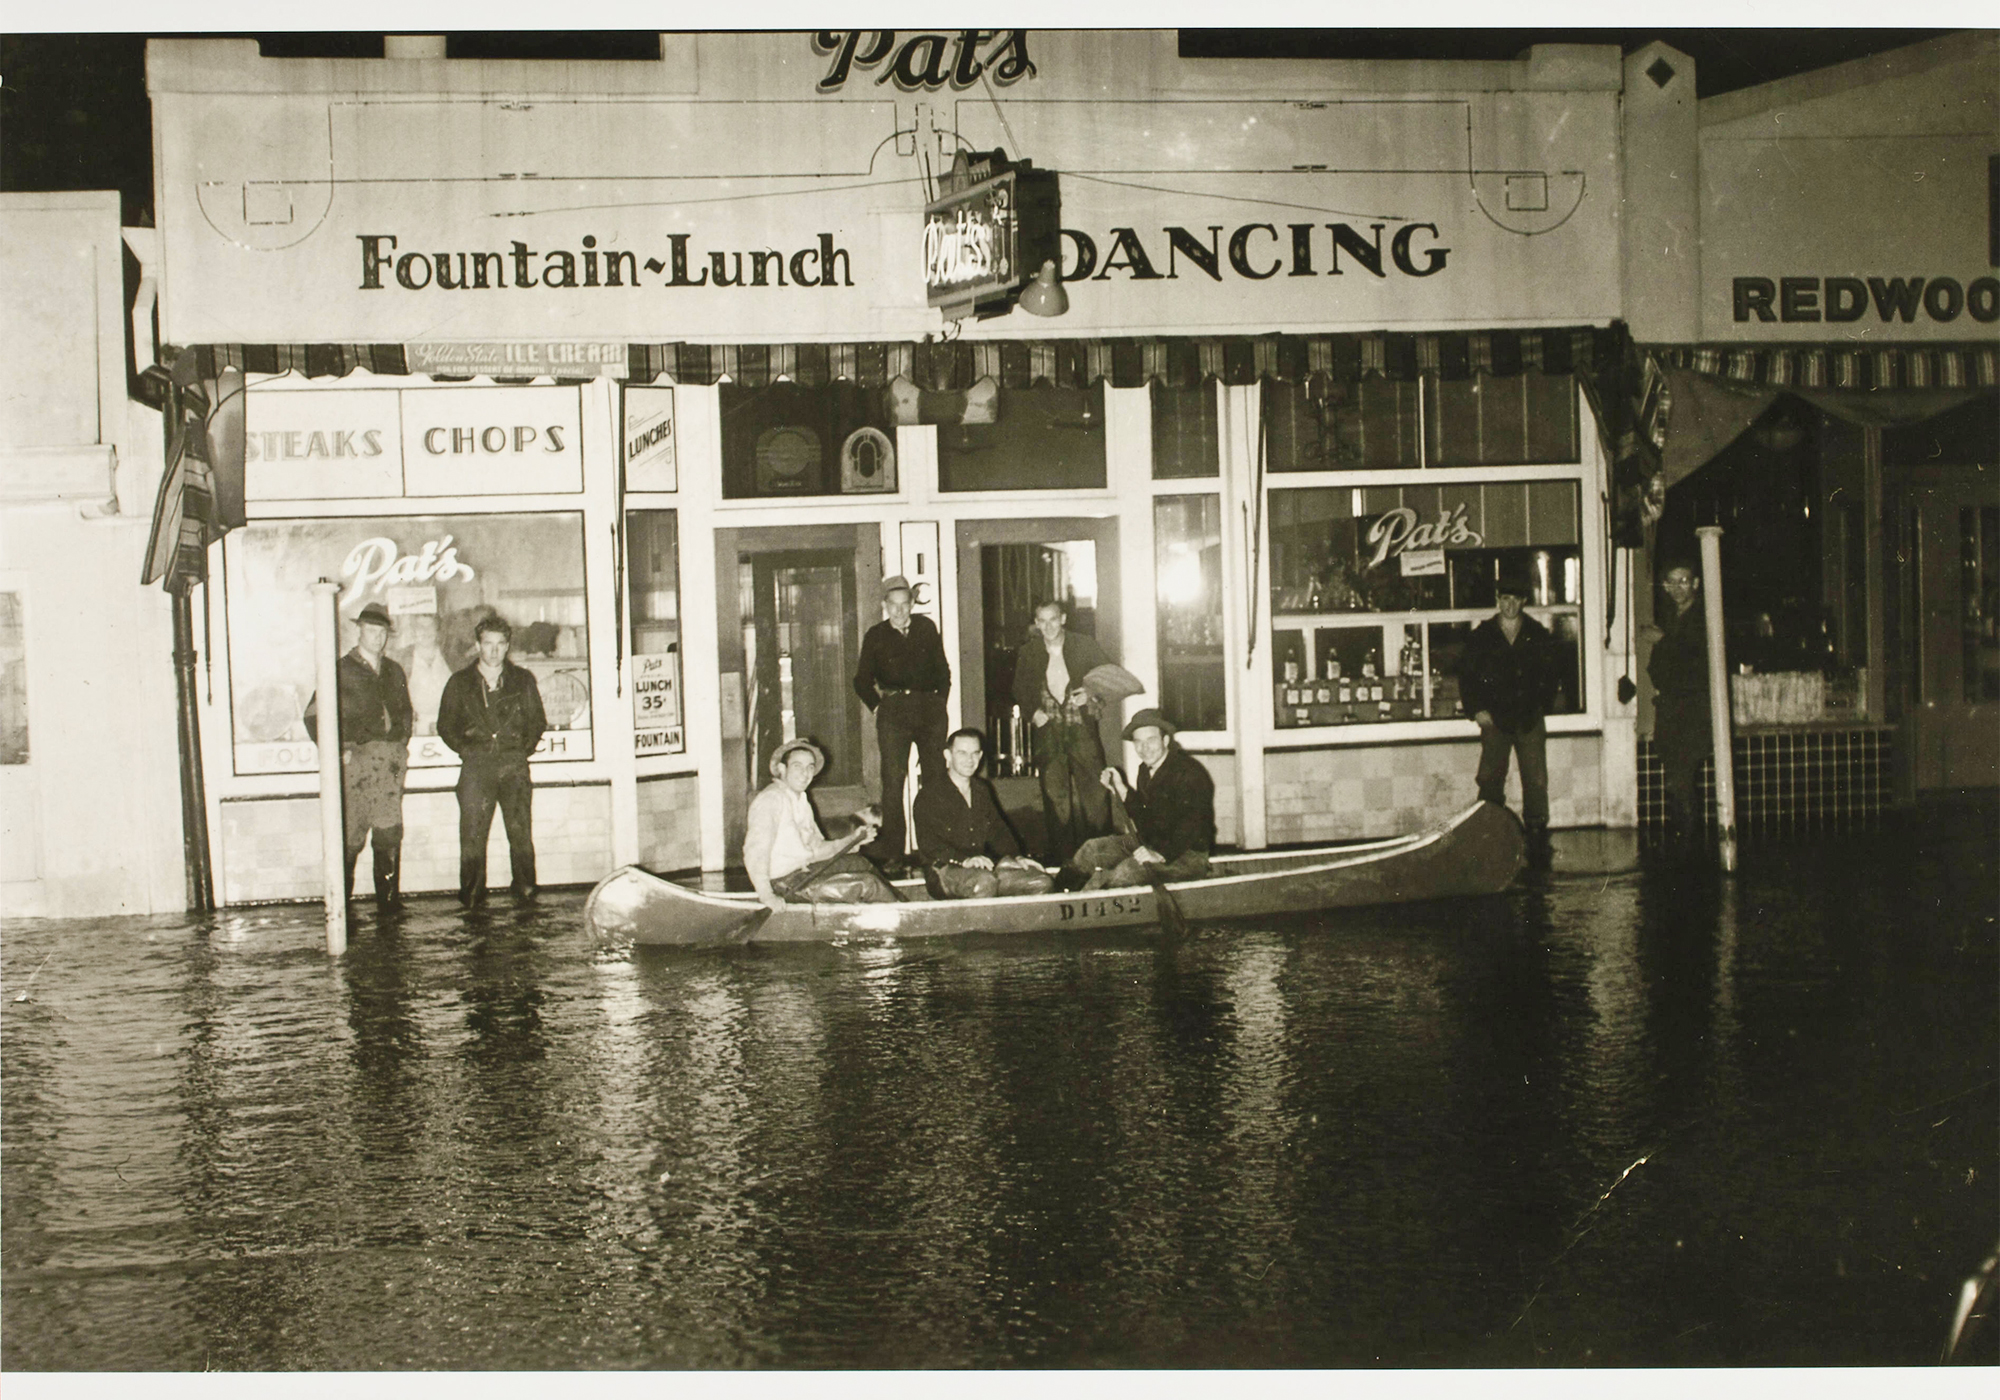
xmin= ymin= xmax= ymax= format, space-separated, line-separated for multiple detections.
xmin=437 ymin=614 xmax=548 ymax=906
xmin=851 ymin=575 xmax=950 ymax=878
xmin=304 ymin=601 xmax=413 ymax=908
xmin=1459 ymin=569 xmax=1562 ymax=865
xmin=1013 ymin=599 xmax=1113 ymax=865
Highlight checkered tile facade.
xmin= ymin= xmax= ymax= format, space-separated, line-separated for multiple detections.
xmin=1263 ymin=734 xmax=1604 ymax=844
xmin=1636 ymin=727 xmax=1890 ymax=834
xmin=219 ymin=784 xmax=614 ymax=904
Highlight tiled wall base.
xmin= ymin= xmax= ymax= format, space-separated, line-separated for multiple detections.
xmin=637 ymin=773 xmax=703 ymax=872
xmin=1263 ymin=734 xmax=1603 ymax=844
xmin=1636 ymin=726 xmax=1889 ymax=834
xmin=220 ymin=784 xmax=614 ymax=905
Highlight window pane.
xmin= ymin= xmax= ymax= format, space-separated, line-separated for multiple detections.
xmin=1268 ymin=481 xmax=1585 ymax=727
xmin=1151 ymin=382 xmax=1219 ymax=479
xmin=627 ymin=510 xmax=684 ymax=755
xmin=222 ymin=514 xmax=593 ymax=774
xmin=719 ymin=381 xmax=895 ymax=499
xmin=1425 ymin=371 xmax=1579 ymax=467
xmin=1265 ymin=376 xmax=1420 ymax=472
xmin=939 ymin=383 xmax=1107 ymax=491
xmin=1155 ymin=495 xmax=1226 ymax=730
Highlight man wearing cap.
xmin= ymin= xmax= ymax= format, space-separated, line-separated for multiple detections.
xmin=913 ymin=727 xmax=1056 ymax=899
xmin=744 ymin=737 xmax=898 ymax=911
xmin=1069 ymin=708 xmax=1215 ymax=891
xmin=1012 ymin=599 xmax=1115 ymax=865
xmin=304 ymin=601 xmax=414 ymax=908
xmin=437 ymin=614 xmax=547 ymax=906
xmin=851 ymin=575 xmax=951 ymax=876
xmin=1458 ymin=570 xmax=1563 ymax=863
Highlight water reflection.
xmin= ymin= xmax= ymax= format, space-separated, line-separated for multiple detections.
xmin=3 ymin=810 xmax=1995 ymax=1369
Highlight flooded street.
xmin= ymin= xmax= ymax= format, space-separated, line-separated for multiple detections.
xmin=3 ymin=806 xmax=1994 ymax=1371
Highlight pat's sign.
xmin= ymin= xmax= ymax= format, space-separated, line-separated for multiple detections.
xmin=923 ymin=150 xmax=1060 ymax=316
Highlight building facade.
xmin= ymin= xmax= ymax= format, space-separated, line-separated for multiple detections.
xmin=134 ymin=31 xmax=1655 ymax=903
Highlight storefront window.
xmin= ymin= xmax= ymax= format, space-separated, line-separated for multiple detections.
xmin=1155 ymin=495 xmax=1226 ymax=731
xmin=222 ymin=513 xmax=591 ymax=775
xmin=1267 ymin=481 xmax=1585 ymax=728
xmin=1263 ymin=372 xmax=1578 ymax=471
xmin=719 ymin=382 xmax=895 ymax=499
xmin=626 ymin=510 xmax=684 ymax=755
xmin=1151 ymin=382 xmax=1219 ymax=479
xmin=938 ymin=383 xmax=1107 ymax=491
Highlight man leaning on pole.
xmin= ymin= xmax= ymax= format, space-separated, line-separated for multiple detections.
xmin=304 ymin=601 xmax=413 ymax=908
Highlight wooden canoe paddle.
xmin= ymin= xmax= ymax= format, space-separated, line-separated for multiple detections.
xmin=737 ymin=812 xmax=891 ymax=940
xmin=1108 ymin=789 xmax=1191 ymax=938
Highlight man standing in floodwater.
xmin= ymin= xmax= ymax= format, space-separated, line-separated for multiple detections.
xmin=437 ymin=614 xmax=547 ymax=906
xmin=304 ymin=600 xmax=413 ymax=907
xmin=1459 ymin=568 xmax=1561 ymax=866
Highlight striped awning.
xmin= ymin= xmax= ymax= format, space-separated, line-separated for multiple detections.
xmin=1647 ymin=341 xmax=1999 ymax=393
xmin=181 ymin=327 xmax=1614 ymax=390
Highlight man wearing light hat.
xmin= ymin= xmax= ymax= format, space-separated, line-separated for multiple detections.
xmin=743 ymin=737 xmax=898 ymax=910
xmin=851 ymin=574 xmax=951 ymax=876
xmin=1069 ymin=708 xmax=1215 ymax=891
xmin=304 ymin=600 xmax=414 ymax=907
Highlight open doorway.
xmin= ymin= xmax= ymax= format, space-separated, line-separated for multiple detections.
xmin=715 ymin=524 xmax=877 ymax=860
xmin=954 ymin=517 xmax=1122 ymax=849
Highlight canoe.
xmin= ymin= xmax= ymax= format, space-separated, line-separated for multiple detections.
xmin=585 ymin=800 xmax=1525 ymax=947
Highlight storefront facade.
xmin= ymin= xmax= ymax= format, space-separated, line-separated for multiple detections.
xmin=1625 ymin=31 xmax=1998 ymax=823
xmin=147 ymin=32 xmax=1644 ymax=900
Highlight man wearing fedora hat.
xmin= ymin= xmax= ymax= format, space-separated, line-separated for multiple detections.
xmin=1459 ymin=567 xmax=1562 ymax=864
xmin=1068 ymin=708 xmax=1215 ymax=891
xmin=744 ymin=737 xmax=899 ymax=911
xmin=304 ymin=600 xmax=415 ymax=907
xmin=851 ymin=574 xmax=951 ymax=877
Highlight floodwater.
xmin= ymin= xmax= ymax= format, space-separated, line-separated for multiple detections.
xmin=3 ymin=807 xmax=1995 ymax=1371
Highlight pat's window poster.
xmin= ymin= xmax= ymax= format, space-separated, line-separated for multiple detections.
xmin=223 ymin=513 xmax=591 ymax=775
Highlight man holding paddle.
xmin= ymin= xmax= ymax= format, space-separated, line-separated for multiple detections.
xmin=1070 ymin=709 xmax=1215 ymax=892
xmin=744 ymin=738 xmax=901 ymax=911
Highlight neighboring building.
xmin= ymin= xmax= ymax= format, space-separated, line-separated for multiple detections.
xmin=0 ymin=192 xmax=185 ymax=916
xmin=1628 ymin=31 xmax=1998 ymax=817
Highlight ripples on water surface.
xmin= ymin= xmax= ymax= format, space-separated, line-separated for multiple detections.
xmin=3 ymin=815 xmax=1995 ymax=1370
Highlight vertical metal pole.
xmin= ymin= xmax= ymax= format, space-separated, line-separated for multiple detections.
xmin=171 ymin=586 xmax=216 ymax=911
xmin=1696 ymin=526 xmax=1738 ymax=871
xmin=311 ymin=580 xmax=347 ymax=955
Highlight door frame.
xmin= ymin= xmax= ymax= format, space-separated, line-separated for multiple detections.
xmin=1896 ymin=462 xmax=2000 ymax=792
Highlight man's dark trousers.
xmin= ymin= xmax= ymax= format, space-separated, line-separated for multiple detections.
xmin=871 ymin=691 xmax=948 ymax=860
xmin=457 ymin=752 xmax=536 ymax=901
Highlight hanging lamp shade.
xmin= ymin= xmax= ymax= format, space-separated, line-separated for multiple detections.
xmin=1016 ymin=260 xmax=1068 ymax=318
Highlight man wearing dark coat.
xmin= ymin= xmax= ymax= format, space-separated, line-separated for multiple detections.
xmin=437 ymin=614 xmax=548 ymax=906
xmin=1457 ymin=570 xmax=1563 ymax=861
xmin=851 ymin=574 xmax=951 ymax=875
xmin=913 ymin=728 xmax=1055 ymax=899
xmin=1647 ymin=561 xmax=1713 ymax=850
xmin=304 ymin=600 xmax=414 ymax=906
xmin=1071 ymin=708 xmax=1216 ymax=890
xmin=1012 ymin=599 xmax=1115 ymax=865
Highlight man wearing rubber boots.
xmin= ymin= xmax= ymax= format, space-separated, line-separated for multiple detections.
xmin=304 ymin=601 xmax=413 ymax=908
xmin=437 ymin=614 xmax=547 ymax=906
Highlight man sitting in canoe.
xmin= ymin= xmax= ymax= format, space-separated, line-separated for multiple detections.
xmin=1070 ymin=708 xmax=1216 ymax=891
xmin=744 ymin=738 xmax=901 ymax=911
xmin=913 ymin=728 xmax=1056 ymax=900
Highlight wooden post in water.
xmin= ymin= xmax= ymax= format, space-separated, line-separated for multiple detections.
xmin=311 ymin=580 xmax=347 ymax=954
xmin=1696 ymin=527 xmax=1738 ymax=871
